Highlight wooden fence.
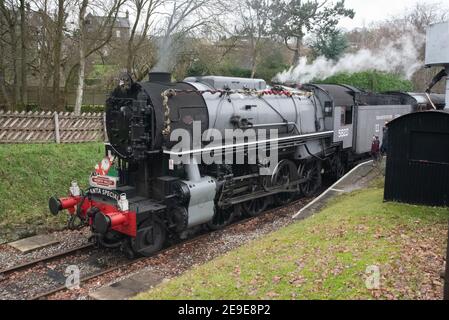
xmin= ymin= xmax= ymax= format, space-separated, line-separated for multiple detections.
xmin=0 ymin=110 xmax=107 ymax=144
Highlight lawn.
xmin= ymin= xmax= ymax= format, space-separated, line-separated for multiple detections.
xmin=135 ymin=186 xmax=449 ymax=300
xmin=0 ymin=143 xmax=104 ymax=242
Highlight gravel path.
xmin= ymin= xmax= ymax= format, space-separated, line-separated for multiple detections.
xmin=0 ymin=245 xmax=129 ymax=300
xmin=0 ymin=228 xmax=91 ymax=271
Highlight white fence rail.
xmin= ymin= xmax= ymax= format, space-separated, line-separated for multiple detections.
xmin=0 ymin=111 xmax=107 ymax=144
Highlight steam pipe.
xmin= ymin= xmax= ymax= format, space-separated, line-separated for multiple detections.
xmin=425 ymin=67 xmax=449 ymax=110
xmin=445 ymin=67 xmax=449 ymax=110
xmin=185 ymin=156 xmax=202 ymax=182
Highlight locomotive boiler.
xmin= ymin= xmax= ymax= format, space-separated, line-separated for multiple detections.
xmin=49 ymin=72 xmax=415 ymax=257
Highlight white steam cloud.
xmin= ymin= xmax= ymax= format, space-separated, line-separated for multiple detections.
xmin=274 ymin=32 xmax=425 ymax=84
xmin=152 ymin=36 xmax=175 ymax=73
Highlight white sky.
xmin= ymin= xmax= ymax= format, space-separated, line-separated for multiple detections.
xmin=338 ymin=0 xmax=444 ymax=30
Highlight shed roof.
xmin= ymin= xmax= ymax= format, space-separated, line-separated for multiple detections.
xmin=385 ymin=92 xmax=446 ymax=109
xmin=387 ymin=110 xmax=449 ymax=127
xmin=310 ymin=84 xmax=360 ymax=106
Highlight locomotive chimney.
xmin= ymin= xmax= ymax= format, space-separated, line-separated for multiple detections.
xmin=148 ymin=72 xmax=172 ymax=83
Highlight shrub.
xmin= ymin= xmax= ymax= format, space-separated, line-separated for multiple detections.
xmin=314 ymin=70 xmax=414 ymax=92
xmin=64 ymin=105 xmax=105 ymax=113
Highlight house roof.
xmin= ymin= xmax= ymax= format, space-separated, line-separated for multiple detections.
xmin=86 ymin=13 xmax=130 ymax=29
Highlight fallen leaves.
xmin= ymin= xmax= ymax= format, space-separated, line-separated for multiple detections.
xmin=289 ymin=276 xmax=305 ymax=287
xmin=295 ymin=259 xmax=305 ymax=270
xmin=266 ymin=291 xmax=280 ymax=298
xmin=272 ymin=276 xmax=282 ymax=284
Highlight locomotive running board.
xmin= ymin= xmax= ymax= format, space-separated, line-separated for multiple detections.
xmin=163 ymin=131 xmax=334 ymax=156
xmin=222 ymin=186 xmax=301 ymax=207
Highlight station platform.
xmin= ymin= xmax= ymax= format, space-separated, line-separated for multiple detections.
xmin=293 ymin=159 xmax=380 ymax=221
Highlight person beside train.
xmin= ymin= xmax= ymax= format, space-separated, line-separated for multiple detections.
xmin=381 ymin=121 xmax=389 ymax=156
xmin=371 ymin=135 xmax=381 ymax=165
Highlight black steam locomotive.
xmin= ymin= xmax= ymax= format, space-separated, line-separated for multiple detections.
xmin=49 ymin=71 xmax=437 ymax=257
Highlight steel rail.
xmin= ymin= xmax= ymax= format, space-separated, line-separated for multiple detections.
xmin=28 ymin=158 xmax=371 ymax=299
xmin=30 ymin=198 xmax=310 ymax=300
xmin=0 ymin=243 xmax=94 ymax=277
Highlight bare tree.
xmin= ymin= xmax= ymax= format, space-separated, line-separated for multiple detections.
xmin=52 ymin=0 xmax=68 ymax=109
xmin=34 ymin=0 xmax=54 ymax=108
xmin=73 ymin=0 xmax=126 ymax=115
xmin=405 ymin=2 xmax=448 ymax=34
xmin=152 ymin=0 xmax=228 ymax=73
xmin=126 ymin=0 xmax=163 ymax=76
xmin=0 ymin=0 xmax=12 ymax=108
xmin=0 ymin=34 xmax=13 ymax=107
xmin=19 ymin=0 xmax=27 ymax=105
xmin=236 ymin=0 xmax=271 ymax=78
xmin=0 ymin=0 xmax=20 ymax=107
xmin=404 ymin=2 xmax=449 ymax=92
xmin=345 ymin=1 xmax=449 ymax=92
xmin=73 ymin=0 xmax=88 ymax=115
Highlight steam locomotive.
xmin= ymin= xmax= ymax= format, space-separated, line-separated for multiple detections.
xmin=48 ymin=71 xmax=440 ymax=257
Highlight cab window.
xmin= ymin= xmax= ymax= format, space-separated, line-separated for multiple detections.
xmin=340 ymin=106 xmax=353 ymax=126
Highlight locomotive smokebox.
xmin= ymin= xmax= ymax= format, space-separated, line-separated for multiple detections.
xmin=148 ymin=71 xmax=172 ymax=83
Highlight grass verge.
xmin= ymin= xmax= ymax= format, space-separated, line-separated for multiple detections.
xmin=0 ymin=143 xmax=103 ymax=242
xmin=135 ymin=186 xmax=449 ymax=300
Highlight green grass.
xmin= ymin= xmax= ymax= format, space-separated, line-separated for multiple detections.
xmin=0 ymin=143 xmax=104 ymax=241
xmin=135 ymin=186 xmax=449 ymax=300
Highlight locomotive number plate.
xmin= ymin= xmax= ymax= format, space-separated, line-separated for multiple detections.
xmin=89 ymin=174 xmax=119 ymax=190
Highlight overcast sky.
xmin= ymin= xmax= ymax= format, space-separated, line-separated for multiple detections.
xmin=338 ymin=0 xmax=444 ymax=30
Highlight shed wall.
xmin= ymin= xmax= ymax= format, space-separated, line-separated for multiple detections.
xmin=384 ymin=111 xmax=449 ymax=207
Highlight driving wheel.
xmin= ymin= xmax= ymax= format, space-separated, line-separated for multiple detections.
xmin=298 ymin=161 xmax=322 ymax=197
xmin=272 ymin=160 xmax=298 ymax=205
xmin=330 ymin=154 xmax=346 ymax=179
xmin=207 ymin=206 xmax=235 ymax=230
xmin=132 ymin=218 xmax=166 ymax=257
xmin=241 ymin=197 xmax=269 ymax=217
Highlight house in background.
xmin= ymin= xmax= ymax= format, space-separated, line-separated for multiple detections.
xmin=85 ymin=11 xmax=130 ymax=42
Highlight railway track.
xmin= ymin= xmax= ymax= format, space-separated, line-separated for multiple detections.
xmin=0 ymin=243 xmax=94 ymax=277
xmin=0 ymin=174 xmax=342 ymax=300
xmin=2 ymin=160 xmax=374 ymax=300
xmin=28 ymin=197 xmax=312 ymax=300
xmin=29 ymin=256 xmax=147 ymax=300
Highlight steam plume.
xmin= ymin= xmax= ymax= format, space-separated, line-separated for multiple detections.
xmin=152 ymin=36 xmax=175 ymax=72
xmin=274 ymin=32 xmax=425 ymax=84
